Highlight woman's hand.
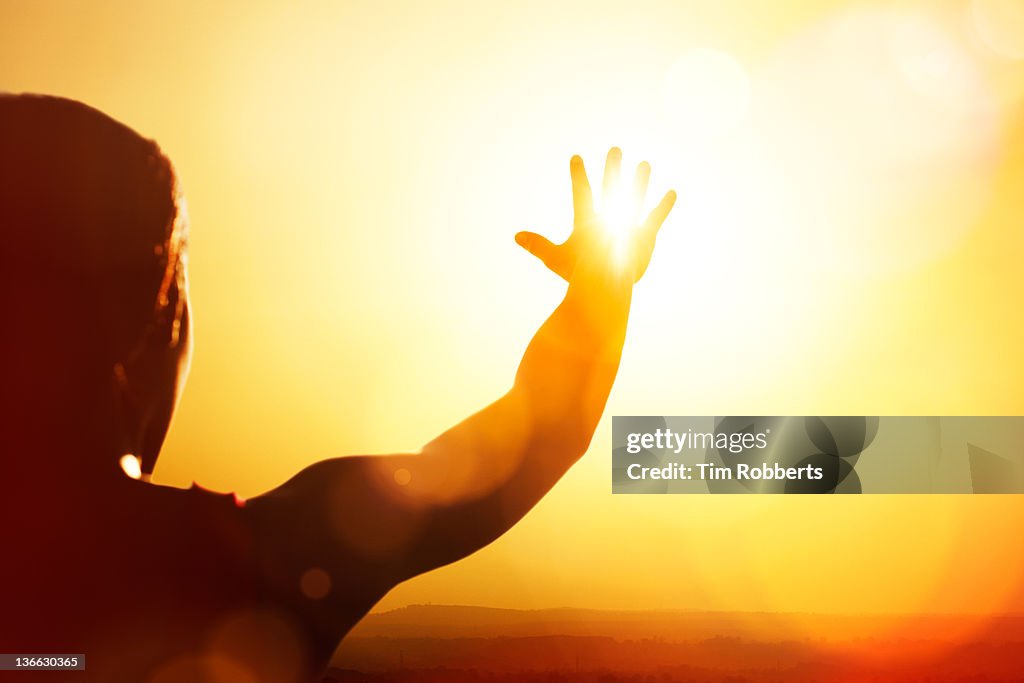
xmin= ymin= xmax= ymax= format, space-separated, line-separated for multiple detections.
xmin=515 ymin=148 xmax=676 ymax=283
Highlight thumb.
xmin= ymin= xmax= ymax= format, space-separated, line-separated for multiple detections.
xmin=514 ymin=231 xmax=558 ymax=264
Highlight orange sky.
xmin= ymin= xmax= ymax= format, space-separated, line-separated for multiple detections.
xmin=4 ymin=0 xmax=1024 ymax=627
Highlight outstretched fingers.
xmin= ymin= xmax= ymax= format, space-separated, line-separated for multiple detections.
xmin=632 ymin=161 xmax=651 ymax=221
xmin=640 ymin=190 xmax=677 ymax=242
xmin=602 ymin=147 xmax=622 ymax=203
xmin=570 ymin=155 xmax=593 ymax=222
xmin=515 ymin=231 xmax=559 ymax=269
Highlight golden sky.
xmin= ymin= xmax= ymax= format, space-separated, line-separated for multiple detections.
xmin=5 ymin=0 xmax=1024 ymax=629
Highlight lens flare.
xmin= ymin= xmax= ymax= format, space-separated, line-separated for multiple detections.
xmin=971 ymin=0 xmax=1024 ymax=60
xmin=120 ymin=453 xmax=142 ymax=480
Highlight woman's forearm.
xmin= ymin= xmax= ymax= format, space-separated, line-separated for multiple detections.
xmin=511 ymin=257 xmax=633 ymax=463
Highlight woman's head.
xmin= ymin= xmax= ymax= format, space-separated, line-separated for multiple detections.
xmin=0 ymin=94 xmax=191 ymax=477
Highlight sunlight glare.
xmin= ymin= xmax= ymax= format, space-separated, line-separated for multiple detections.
xmin=662 ymin=48 xmax=751 ymax=143
xmin=598 ymin=170 xmax=639 ymax=267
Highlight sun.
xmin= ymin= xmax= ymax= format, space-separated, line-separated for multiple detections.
xmin=599 ymin=180 xmax=635 ymax=234
xmin=598 ymin=183 xmax=634 ymax=269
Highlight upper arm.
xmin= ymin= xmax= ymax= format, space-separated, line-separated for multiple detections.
xmin=231 ymin=360 xmax=606 ymax=659
xmin=246 ymin=388 xmax=582 ymax=593
xmin=246 ymin=454 xmax=430 ymax=591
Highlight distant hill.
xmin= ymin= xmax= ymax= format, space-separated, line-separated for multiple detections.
xmin=329 ymin=606 xmax=1024 ymax=682
xmin=343 ymin=603 xmax=1024 ymax=642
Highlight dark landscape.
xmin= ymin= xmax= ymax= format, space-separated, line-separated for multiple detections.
xmin=322 ymin=605 xmax=1024 ymax=682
